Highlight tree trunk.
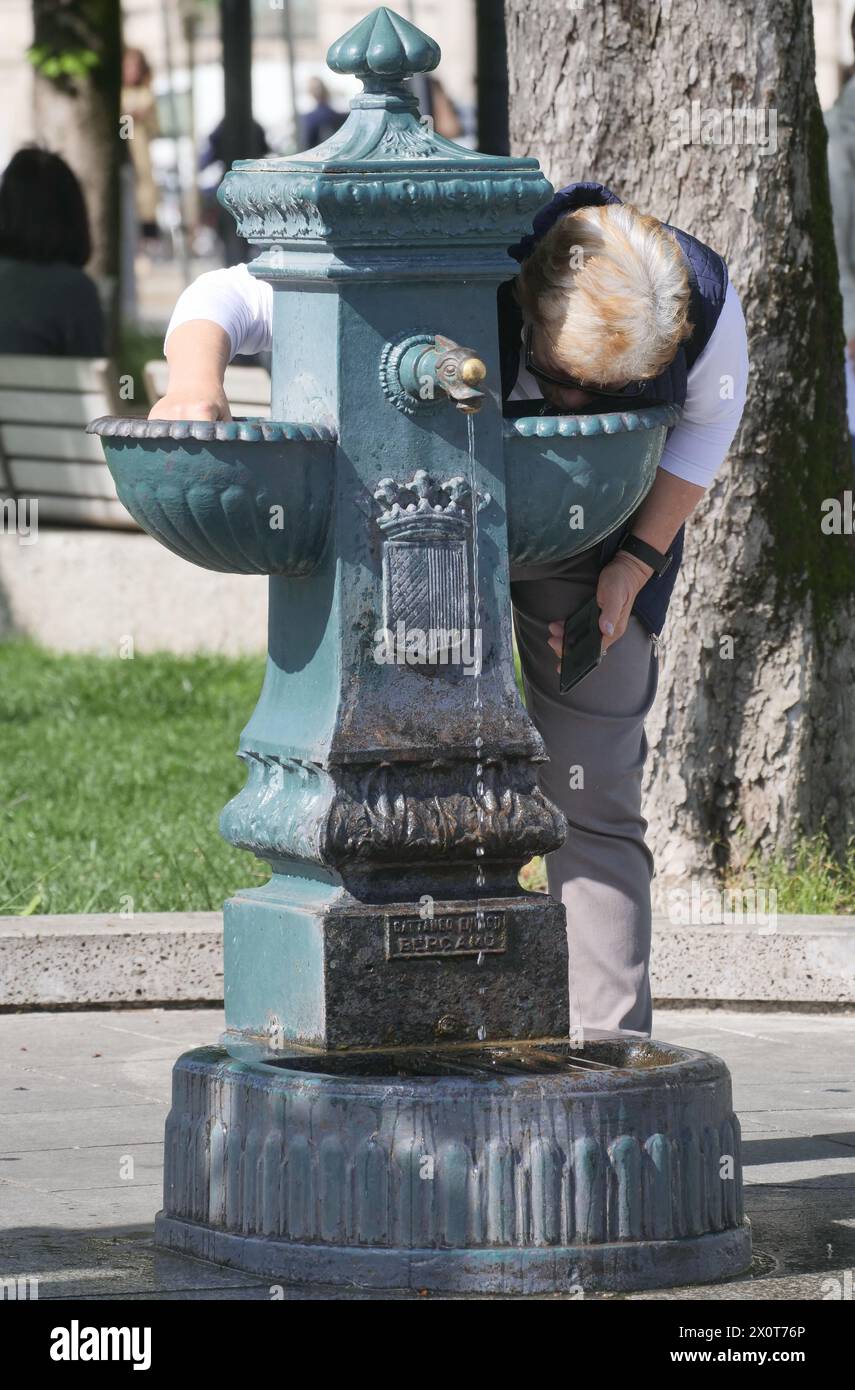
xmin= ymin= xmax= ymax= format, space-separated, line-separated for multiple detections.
xmin=30 ymin=0 xmax=122 ymax=352
xmin=505 ymin=0 xmax=855 ymax=894
xmin=476 ymin=0 xmax=510 ymax=155
xmin=219 ymin=0 xmax=254 ymax=267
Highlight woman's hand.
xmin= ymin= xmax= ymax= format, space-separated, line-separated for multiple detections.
xmin=545 ymin=471 xmax=706 ymax=670
xmin=149 ymin=381 xmax=231 ymax=421
xmin=546 ymin=551 xmax=653 ymax=667
xmin=592 ymin=551 xmax=653 ymax=651
xmin=149 ymin=319 xmax=233 ymax=421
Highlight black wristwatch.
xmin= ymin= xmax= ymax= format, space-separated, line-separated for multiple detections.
xmin=618 ymin=534 xmax=673 ymax=576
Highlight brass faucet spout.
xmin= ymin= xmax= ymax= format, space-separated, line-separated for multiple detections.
xmin=384 ymin=333 xmax=488 ymax=413
xmin=433 ymin=336 xmax=487 ymax=410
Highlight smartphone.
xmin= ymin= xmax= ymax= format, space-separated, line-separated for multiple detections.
xmin=559 ymin=596 xmax=605 ymax=694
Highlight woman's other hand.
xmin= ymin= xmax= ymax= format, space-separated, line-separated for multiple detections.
xmin=546 ymin=551 xmax=653 ymax=668
xmin=593 ymin=551 xmax=653 ymax=652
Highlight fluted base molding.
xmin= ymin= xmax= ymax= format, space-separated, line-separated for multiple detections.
xmin=155 ymin=1042 xmax=753 ymax=1294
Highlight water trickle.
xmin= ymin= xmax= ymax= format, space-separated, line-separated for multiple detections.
xmin=467 ymin=413 xmax=486 ymax=936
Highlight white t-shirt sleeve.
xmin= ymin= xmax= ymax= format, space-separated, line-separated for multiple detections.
xmin=164 ymin=261 xmax=274 ymax=359
xmin=657 ymin=280 xmax=749 ymax=488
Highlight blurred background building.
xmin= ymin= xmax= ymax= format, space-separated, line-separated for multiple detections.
xmin=1 ymin=0 xmax=479 ymax=331
xmin=815 ymin=0 xmax=855 ymax=105
xmin=0 ymin=0 xmax=852 ymax=337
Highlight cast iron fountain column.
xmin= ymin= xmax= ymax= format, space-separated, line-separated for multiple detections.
xmin=89 ymin=6 xmax=752 ymax=1293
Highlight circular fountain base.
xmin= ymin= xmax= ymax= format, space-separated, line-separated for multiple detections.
xmin=154 ymin=1040 xmax=752 ymax=1295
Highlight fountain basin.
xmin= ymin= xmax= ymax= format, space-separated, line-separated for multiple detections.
xmin=505 ymin=404 xmax=680 ymax=566
xmin=155 ymin=1037 xmax=752 ymax=1294
xmin=86 ymin=417 xmax=336 ymax=575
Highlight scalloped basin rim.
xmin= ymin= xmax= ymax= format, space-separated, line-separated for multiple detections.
xmin=504 ymin=403 xmax=681 ymax=438
xmin=87 ymin=415 xmax=337 ymax=443
xmin=89 ymin=416 xmax=335 ymax=577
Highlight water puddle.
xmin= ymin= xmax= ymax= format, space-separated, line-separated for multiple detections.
xmin=265 ymin=1039 xmax=670 ymax=1082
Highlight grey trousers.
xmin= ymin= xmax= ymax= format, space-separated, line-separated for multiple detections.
xmin=510 ymin=545 xmax=660 ymax=1038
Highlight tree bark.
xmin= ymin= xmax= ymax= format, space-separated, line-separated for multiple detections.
xmin=30 ymin=0 xmax=122 ymax=351
xmin=505 ymin=0 xmax=855 ymax=893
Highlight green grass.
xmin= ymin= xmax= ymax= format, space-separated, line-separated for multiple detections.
xmin=723 ymin=833 xmax=855 ymax=915
xmin=0 ymin=642 xmax=269 ymax=916
xmin=3 ymin=642 xmax=854 ymax=917
xmin=521 ymin=834 xmax=855 ymax=912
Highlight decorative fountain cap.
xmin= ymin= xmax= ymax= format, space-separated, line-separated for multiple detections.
xmin=217 ymin=6 xmax=553 ymax=258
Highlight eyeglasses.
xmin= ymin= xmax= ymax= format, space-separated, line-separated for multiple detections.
xmin=523 ymin=324 xmax=654 ymax=400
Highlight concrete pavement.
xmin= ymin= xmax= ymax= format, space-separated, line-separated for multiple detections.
xmin=0 ymin=1006 xmax=852 ymax=1300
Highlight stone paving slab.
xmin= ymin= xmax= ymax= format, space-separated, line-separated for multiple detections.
xmin=1 ymin=1103 xmax=166 ymax=1153
xmin=0 ymin=1007 xmax=853 ymax=1300
xmin=2 ymin=911 xmax=854 ymax=1010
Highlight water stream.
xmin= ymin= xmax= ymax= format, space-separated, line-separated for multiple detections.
xmin=467 ymin=413 xmax=488 ymax=1040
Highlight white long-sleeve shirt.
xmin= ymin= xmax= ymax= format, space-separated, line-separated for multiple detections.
xmin=165 ymin=264 xmax=749 ymax=490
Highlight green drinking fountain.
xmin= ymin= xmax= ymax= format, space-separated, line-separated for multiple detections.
xmin=88 ymin=6 xmax=751 ymax=1294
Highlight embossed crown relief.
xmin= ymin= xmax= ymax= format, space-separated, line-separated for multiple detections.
xmin=373 ymin=470 xmax=490 ymax=669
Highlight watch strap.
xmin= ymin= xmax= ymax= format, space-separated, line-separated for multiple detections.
xmin=618 ymin=533 xmax=673 ymax=576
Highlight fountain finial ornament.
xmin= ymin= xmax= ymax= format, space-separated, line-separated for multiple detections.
xmin=326 ymin=5 xmax=440 ymax=85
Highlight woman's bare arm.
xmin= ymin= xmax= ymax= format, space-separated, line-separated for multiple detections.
xmin=148 ymin=320 xmax=232 ymax=420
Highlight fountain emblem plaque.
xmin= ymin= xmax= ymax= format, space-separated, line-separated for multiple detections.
xmin=374 ymin=470 xmax=489 ymax=667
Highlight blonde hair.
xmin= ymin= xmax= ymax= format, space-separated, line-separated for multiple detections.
xmin=515 ymin=203 xmax=693 ymax=386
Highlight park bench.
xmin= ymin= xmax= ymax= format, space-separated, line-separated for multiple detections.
xmin=0 ymin=357 xmax=273 ymax=530
xmin=143 ymin=359 xmax=271 ymax=419
xmin=0 ymin=354 xmax=134 ymax=528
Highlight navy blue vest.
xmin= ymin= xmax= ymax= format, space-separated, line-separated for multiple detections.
xmin=501 ymin=181 xmax=729 ymax=636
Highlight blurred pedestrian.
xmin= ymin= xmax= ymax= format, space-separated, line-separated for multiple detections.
xmin=299 ymin=78 xmax=346 ymax=148
xmin=121 ymin=47 xmax=161 ymax=255
xmin=0 ymin=147 xmax=104 ymax=356
xmin=410 ymin=75 xmax=462 ymax=139
xmin=198 ymin=117 xmax=271 ymax=261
